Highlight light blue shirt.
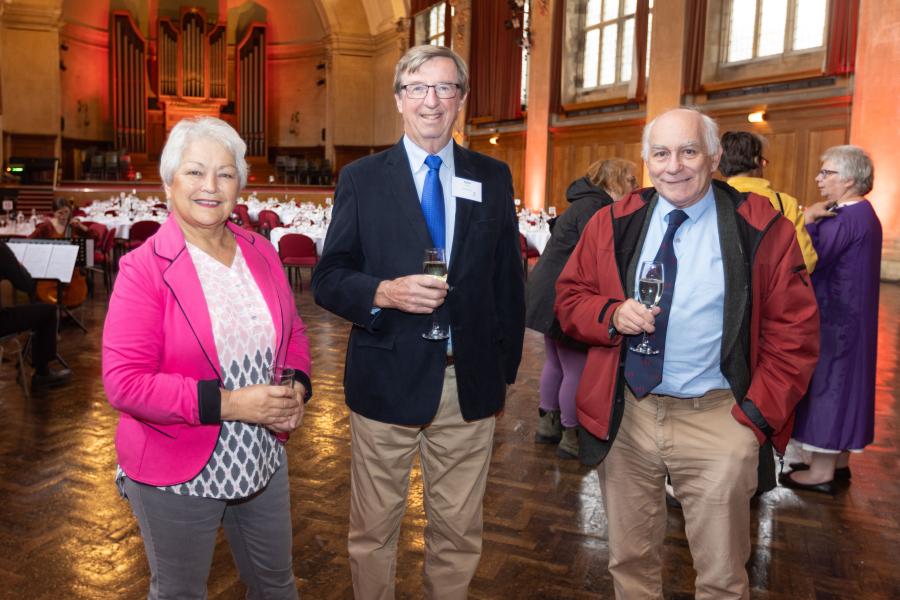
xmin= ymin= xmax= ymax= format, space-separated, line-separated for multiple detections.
xmin=634 ymin=185 xmax=730 ymax=397
xmin=403 ymin=135 xmax=456 ymax=264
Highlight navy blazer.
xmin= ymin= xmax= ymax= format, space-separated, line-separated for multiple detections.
xmin=312 ymin=139 xmax=525 ymax=425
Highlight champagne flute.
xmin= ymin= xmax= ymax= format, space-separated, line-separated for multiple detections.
xmin=422 ymin=247 xmax=450 ymax=340
xmin=630 ymin=261 xmax=665 ymax=355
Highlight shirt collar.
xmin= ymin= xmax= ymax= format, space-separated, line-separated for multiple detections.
xmin=657 ymin=184 xmax=715 ymax=224
xmin=403 ymin=134 xmax=455 ymax=173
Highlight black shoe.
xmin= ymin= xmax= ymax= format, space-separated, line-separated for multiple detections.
xmin=787 ymin=462 xmax=851 ymax=480
xmin=779 ymin=471 xmax=835 ymax=495
xmin=31 ymin=368 xmax=72 ymax=389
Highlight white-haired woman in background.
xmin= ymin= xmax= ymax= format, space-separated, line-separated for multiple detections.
xmin=103 ymin=116 xmax=311 ymax=598
xmin=781 ymin=145 xmax=882 ymax=495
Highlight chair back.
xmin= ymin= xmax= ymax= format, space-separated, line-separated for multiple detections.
xmin=129 ymin=220 xmax=161 ymax=244
xmin=102 ymin=226 xmax=117 ymax=254
xmin=257 ymin=209 xmax=282 ymax=229
xmin=84 ymin=221 xmax=108 ymax=243
xmin=279 ymin=234 xmax=318 ymax=264
xmin=234 ymin=204 xmax=252 ymax=224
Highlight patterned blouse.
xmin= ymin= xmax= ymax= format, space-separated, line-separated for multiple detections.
xmin=117 ymin=242 xmax=285 ymax=499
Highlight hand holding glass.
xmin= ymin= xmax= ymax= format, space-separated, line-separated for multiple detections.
xmin=271 ymin=367 xmax=303 ymax=429
xmin=422 ymin=248 xmax=450 ymax=340
xmin=630 ymin=261 xmax=664 ymax=355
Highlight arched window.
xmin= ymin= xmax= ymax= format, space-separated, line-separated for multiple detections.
xmin=562 ymin=0 xmax=652 ymax=107
xmin=413 ymin=2 xmax=448 ymax=47
xmin=725 ymin=0 xmax=828 ymax=63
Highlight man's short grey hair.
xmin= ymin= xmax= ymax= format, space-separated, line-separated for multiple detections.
xmin=159 ymin=117 xmax=249 ymax=188
xmin=821 ymin=145 xmax=874 ymax=196
xmin=393 ymin=45 xmax=469 ymax=96
xmin=641 ymin=107 xmax=721 ymax=162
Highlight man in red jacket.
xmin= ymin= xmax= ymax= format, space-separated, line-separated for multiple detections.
xmin=555 ymin=108 xmax=819 ymax=599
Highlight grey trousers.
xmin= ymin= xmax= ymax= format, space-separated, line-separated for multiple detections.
xmin=123 ymin=462 xmax=298 ymax=600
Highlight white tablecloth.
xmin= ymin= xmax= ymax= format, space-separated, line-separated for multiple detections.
xmin=86 ymin=214 xmax=167 ymax=240
xmin=0 ymin=223 xmax=36 ymax=237
xmin=519 ymin=223 xmax=551 ymax=254
xmin=269 ymin=227 xmax=327 ymax=257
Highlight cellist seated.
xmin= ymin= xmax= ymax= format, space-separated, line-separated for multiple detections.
xmin=29 ymin=198 xmax=96 ymax=307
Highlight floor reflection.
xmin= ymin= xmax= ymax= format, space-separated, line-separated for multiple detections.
xmin=0 ymin=283 xmax=898 ymax=598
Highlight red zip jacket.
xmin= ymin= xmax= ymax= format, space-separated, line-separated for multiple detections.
xmin=555 ymin=181 xmax=819 ymax=460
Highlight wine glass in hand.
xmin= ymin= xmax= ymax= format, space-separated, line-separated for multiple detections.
xmin=630 ymin=261 xmax=665 ymax=355
xmin=422 ymin=248 xmax=450 ymax=340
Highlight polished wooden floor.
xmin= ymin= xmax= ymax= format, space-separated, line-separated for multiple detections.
xmin=1 ymin=279 xmax=898 ymax=599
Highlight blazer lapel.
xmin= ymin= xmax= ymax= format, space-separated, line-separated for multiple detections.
xmin=449 ymin=142 xmax=476 ymax=273
xmin=159 ymin=242 xmax=223 ymax=381
xmin=234 ymin=225 xmax=286 ymax=366
xmin=385 ymin=140 xmax=432 ymax=248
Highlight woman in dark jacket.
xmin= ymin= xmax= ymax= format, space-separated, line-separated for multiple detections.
xmin=525 ymin=158 xmax=638 ymax=458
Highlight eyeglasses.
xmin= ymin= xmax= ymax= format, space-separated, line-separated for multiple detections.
xmin=818 ymin=169 xmax=840 ymax=178
xmin=401 ymin=83 xmax=460 ymax=99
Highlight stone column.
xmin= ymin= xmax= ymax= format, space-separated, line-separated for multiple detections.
xmin=0 ymin=0 xmax=63 ymax=151
xmin=850 ymin=0 xmax=900 ymax=280
xmin=642 ymin=0 xmax=687 ymax=185
xmin=523 ymin=0 xmax=554 ymax=210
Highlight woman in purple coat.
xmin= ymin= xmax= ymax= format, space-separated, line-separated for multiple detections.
xmin=780 ymin=145 xmax=882 ymax=494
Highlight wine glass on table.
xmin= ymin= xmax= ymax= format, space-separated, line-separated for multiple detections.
xmin=422 ymin=248 xmax=450 ymax=341
xmin=629 ymin=260 xmax=665 ymax=355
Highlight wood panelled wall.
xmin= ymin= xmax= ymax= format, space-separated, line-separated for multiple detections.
xmin=468 ymin=98 xmax=849 ymax=216
xmin=469 ymin=132 xmax=526 ymax=201
xmin=708 ymin=98 xmax=851 ymax=206
xmin=547 ymin=120 xmax=645 ymax=214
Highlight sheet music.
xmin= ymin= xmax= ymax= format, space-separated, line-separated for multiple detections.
xmin=45 ymin=245 xmax=79 ymax=283
xmin=6 ymin=241 xmax=79 ymax=283
xmin=20 ymin=244 xmax=54 ymax=279
xmin=8 ymin=242 xmax=26 ymax=263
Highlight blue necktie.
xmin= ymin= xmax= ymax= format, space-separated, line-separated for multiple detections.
xmin=421 ymin=155 xmax=446 ymax=249
xmin=624 ymin=209 xmax=689 ymax=397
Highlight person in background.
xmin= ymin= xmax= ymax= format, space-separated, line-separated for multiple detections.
xmin=103 ymin=116 xmax=311 ymax=599
xmin=526 ymin=158 xmax=638 ymax=459
xmin=0 ymin=241 xmax=71 ymax=389
xmin=30 ymin=197 xmax=96 ymax=240
xmin=312 ymin=45 xmax=525 ymax=599
xmin=719 ymin=131 xmax=816 ymax=274
xmin=780 ymin=145 xmax=882 ymax=494
xmin=555 ymin=108 xmax=819 ymax=599
xmin=719 ymin=131 xmax=817 ymax=273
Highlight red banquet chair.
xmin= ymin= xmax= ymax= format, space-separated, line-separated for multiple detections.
xmin=278 ymin=233 xmax=318 ymax=292
xmin=232 ymin=204 xmax=255 ymax=230
xmin=126 ymin=220 xmax=161 ymax=252
xmin=519 ymin=233 xmax=540 ymax=279
xmin=257 ymin=209 xmax=282 ymax=234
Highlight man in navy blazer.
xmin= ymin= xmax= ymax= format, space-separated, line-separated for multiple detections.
xmin=312 ymin=45 xmax=525 ymax=599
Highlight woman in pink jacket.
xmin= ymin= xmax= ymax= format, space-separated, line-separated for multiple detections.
xmin=102 ymin=117 xmax=311 ymax=599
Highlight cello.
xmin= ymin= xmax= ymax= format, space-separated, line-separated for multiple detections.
xmin=29 ymin=201 xmax=92 ymax=308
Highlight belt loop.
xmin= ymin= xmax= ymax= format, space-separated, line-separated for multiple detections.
xmin=693 ymin=397 xmax=700 ymax=409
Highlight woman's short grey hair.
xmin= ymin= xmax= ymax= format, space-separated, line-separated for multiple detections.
xmin=393 ymin=45 xmax=469 ymax=96
xmin=821 ymin=145 xmax=874 ymax=196
xmin=159 ymin=117 xmax=249 ymax=188
xmin=641 ymin=107 xmax=721 ymax=162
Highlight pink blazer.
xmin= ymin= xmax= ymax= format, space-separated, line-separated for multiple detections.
xmin=102 ymin=216 xmax=311 ymax=486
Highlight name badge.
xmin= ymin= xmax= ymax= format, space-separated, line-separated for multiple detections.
xmin=452 ymin=177 xmax=482 ymax=202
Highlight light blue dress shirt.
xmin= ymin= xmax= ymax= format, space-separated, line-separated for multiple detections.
xmin=403 ymin=135 xmax=456 ymax=263
xmin=633 ymin=185 xmax=730 ymax=397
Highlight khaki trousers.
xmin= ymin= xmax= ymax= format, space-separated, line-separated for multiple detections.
xmin=348 ymin=366 xmax=495 ymax=600
xmin=598 ymin=389 xmax=758 ymax=600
